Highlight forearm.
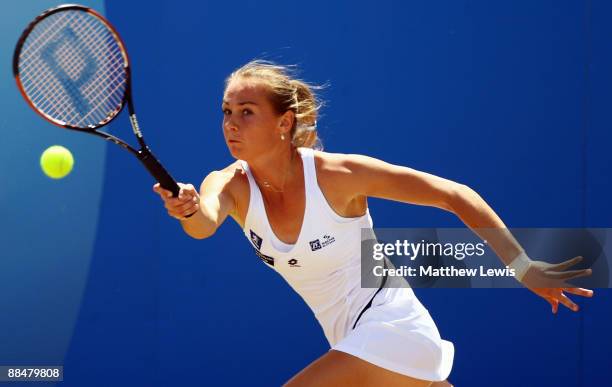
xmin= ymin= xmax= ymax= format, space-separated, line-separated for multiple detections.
xmin=179 ymin=201 xmax=218 ymax=239
xmin=450 ymin=185 xmax=523 ymax=265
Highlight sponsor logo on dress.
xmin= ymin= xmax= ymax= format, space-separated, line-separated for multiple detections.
xmin=309 ymin=239 xmax=322 ymax=251
xmin=249 ymin=229 xmax=274 ymax=266
xmin=250 ymin=230 xmax=263 ymax=250
xmin=288 ymin=258 xmax=301 ymax=267
xmin=255 ymin=249 xmax=275 ymax=266
xmin=309 ymin=234 xmax=336 ymax=251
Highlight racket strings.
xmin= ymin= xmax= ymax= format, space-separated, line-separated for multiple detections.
xmin=20 ymin=14 xmax=93 ymax=100
xmin=23 ymin=13 xmax=123 ymax=119
xmin=17 ymin=10 xmax=128 ymax=128
xmin=19 ymin=15 xmax=83 ymax=119
xmin=31 ymin=14 xmax=124 ymax=123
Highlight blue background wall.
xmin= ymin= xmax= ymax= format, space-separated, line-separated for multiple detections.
xmin=1 ymin=1 xmax=610 ymax=386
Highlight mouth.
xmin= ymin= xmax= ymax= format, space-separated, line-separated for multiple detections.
xmin=228 ymin=139 xmax=241 ymax=144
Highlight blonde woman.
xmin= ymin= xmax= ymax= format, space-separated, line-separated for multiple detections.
xmin=153 ymin=61 xmax=593 ymax=387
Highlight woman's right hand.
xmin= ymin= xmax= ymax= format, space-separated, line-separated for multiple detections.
xmin=153 ymin=182 xmax=200 ymax=220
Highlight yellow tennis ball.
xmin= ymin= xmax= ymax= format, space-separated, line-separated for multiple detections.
xmin=40 ymin=145 xmax=74 ymax=179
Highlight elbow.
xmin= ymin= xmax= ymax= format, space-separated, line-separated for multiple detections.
xmin=185 ymin=223 xmax=217 ymax=240
xmin=188 ymin=229 xmax=215 ymax=240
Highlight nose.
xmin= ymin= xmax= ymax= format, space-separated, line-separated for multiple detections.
xmin=224 ymin=117 xmax=238 ymax=132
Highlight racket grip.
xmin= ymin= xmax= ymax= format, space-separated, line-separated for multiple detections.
xmin=139 ymin=149 xmax=196 ymax=218
xmin=139 ymin=149 xmax=180 ymax=197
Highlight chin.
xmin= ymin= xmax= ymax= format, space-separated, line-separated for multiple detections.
xmin=227 ymin=143 xmax=246 ymax=159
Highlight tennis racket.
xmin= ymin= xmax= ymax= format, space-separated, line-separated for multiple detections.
xmin=13 ymin=4 xmax=184 ymax=200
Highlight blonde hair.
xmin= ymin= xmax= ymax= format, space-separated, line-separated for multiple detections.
xmin=225 ymin=60 xmax=324 ymax=149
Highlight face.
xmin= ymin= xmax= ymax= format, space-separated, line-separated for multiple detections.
xmin=222 ymin=77 xmax=293 ymax=160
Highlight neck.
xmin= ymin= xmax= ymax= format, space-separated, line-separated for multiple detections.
xmin=248 ymin=146 xmax=300 ymax=193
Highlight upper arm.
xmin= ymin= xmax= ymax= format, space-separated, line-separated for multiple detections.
xmin=342 ymin=154 xmax=464 ymax=212
xmin=199 ymin=169 xmax=238 ymax=231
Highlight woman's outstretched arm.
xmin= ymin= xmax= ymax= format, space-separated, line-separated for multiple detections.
xmin=339 ymin=153 xmax=593 ymax=312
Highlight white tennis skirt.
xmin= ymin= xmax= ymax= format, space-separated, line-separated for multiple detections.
xmin=332 ymin=287 xmax=454 ymax=382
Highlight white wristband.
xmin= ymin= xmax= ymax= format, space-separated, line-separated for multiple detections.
xmin=508 ymin=251 xmax=532 ymax=282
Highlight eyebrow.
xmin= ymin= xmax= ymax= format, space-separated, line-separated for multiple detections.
xmin=222 ymin=100 xmax=258 ymax=106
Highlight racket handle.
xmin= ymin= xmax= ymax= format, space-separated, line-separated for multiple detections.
xmin=138 ymin=149 xmax=180 ymax=197
xmin=139 ymin=148 xmax=196 ymax=218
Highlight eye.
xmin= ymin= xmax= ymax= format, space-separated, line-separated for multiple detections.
xmin=242 ymin=109 xmax=252 ymax=116
xmin=222 ymin=108 xmax=231 ymax=115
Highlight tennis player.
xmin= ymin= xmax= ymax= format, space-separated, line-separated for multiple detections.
xmin=153 ymin=61 xmax=594 ymax=387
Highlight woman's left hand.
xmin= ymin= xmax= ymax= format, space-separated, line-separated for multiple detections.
xmin=520 ymin=256 xmax=594 ymax=313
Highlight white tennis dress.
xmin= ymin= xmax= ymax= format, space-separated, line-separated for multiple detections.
xmin=240 ymin=147 xmax=454 ymax=382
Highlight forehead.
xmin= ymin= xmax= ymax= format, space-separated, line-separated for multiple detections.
xmin=223 ymin=78 xmax=270 ymax=103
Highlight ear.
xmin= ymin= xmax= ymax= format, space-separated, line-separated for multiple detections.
xmin=278 ymin=110 xmax=295 ymax=135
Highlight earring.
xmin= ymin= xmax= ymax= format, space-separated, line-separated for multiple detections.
xmin=281 ymin=133 xmax=285 ymax=140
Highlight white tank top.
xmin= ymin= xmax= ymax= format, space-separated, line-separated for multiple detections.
xmin=240 ymin=147 xmax=380 ymax=346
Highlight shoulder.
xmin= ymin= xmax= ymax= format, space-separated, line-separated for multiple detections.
xmin=202 ymin=159 xmax=248 ymax=188
xmin=312 ymin=150 xmax=415 ymax=199
xmin=312 ymin=150 xmax=352 ymax=173
xmin=200 ymin=161 xmax=250 ymax=224
xmin=312 ymin=150 xmax=387 ymax=181
xmin=313 ymin=149 xmax=386 ymax=166
xmin=310 ymin=150 xmax=376 ymax=201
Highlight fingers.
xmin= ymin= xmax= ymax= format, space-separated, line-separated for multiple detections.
xmin=547 ymin=289 xmax=582 ymax=312
xmin=169 ymin=196 xmax=199 ymax=214
xmin=550 ymin=256 xmax=583 ymax=271
xmin=562 ymin=287 xmax=594 ymax=298
xmin=153 ymin=183 xmax=173 ymax=199
xmin=168 ymin=203 xmax=199 ymax=220
xmin=533 ymin=287 xmax=592 ymax=314
xmin=168 ymin=195 xmax=199 ymax=219
xmin=545 ymin=297 xmax=559 ymax=314
xmin=557 ymin=292 xmax=580 ymax=312
xmin=546 ymin=268 xmax=592 ymax=281
xmin=154 ymin=183 xmax=200 ymax=219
